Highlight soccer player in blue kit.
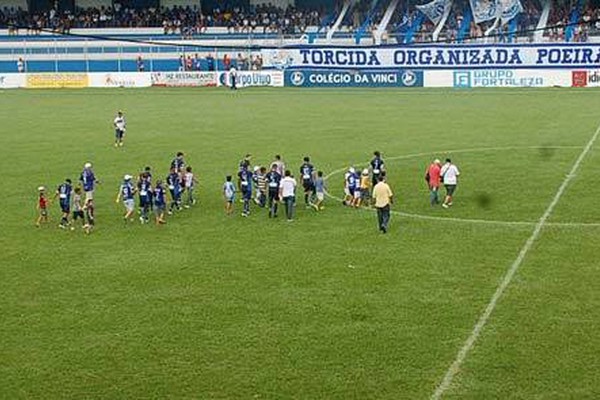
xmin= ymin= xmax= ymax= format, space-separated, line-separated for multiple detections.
xmin=167 ymin=168 xmax=182 ymax=214
xmin=54 ymin=178 xmax=72 ymax=229
xmin=238 ymin=165 xmax=253 ymax=217
xmin=153 ymin=180 xmax=167 ymax=224
xmin=138 ymin=172 xmax=152 ymax=223
xmin=299 ymin=156 xmax=315 ymax=207
xmin=80 ymin=162 xmax=98 ymax=202
xmin=115 ymin=174 xmax=136 ymax=222
xmin=266 ymin=163 xmax=281 ymax=218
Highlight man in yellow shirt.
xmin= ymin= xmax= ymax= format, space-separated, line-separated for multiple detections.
xmin=372 ymin=176 xmax=393 ymax=233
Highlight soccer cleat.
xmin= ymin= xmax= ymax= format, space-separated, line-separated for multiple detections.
xmin=184 ymin=205 xmax=190 ymax=209
xmin=442 ymin=203 xmax=449 ymax=209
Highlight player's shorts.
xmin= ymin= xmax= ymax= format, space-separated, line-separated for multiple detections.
xmin=73 ymin=210 xmax=84 ymax=220
xmin=445 ymin=184 xmax=457 ymax=196
xmin=360 ymin=188 xmax=370 ymax=199
xmin=60 ymin=201 xmax=70 ymax=213
xmin=353 ymin=189 xmax=361 ymax=199
xmin=268 ymin=190 xmax=279 ymax=202
xmin=84 ymin=190 xmax=94 ymax=201
xmin=154 ymin=203 xmax=166 ymax=214
xmin=124 ymin=199 xmax=135 ymax=212
xmin=349 ymin=187 xmax=357 ymax=197
xmin=115 ymin=129 xmax=125 ymax=139
xmin=241 ymin=189 xmax=252 ymax=200
xmin=39 ymin=208 xmax=48 ymax=217
xmin=316 ymin=192 xmax=324 ymax=201
xmin=302 ymin=180 xmax=315 ymax=192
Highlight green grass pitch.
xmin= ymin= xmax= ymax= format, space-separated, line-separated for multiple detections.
xmin=1 ymin=87 xmax=600 ymax=399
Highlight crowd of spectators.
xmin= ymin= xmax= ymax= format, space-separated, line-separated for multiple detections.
xmin=1 ymin=0 xmax=599 ymax=43
xmin=0 ymin=3 xmax=323 ymax=36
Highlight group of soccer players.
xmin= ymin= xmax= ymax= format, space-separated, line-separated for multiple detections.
xmin=115 ymin=152 xmax=198 ymax=225
xmin=223 ymin=154 xmax=326 ymax=221
xmin=36 ymin=162 xmax=98 ymax=234
xmin=36 ymin=152 xmax=200 ymax=232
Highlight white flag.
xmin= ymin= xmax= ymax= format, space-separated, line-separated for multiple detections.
xmin=416 ymin=0 xmax=453 ymax=25
xmin=470 ymin=0 xmax=522 ymax=24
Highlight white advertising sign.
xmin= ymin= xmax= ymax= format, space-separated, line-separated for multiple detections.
xmin=88 ymin=72 xmax=151 ymax=88
xmin=151 ymin=71 xmax=217 ymax=87
xmin=0 ymin=73 xmax=26 ymax=89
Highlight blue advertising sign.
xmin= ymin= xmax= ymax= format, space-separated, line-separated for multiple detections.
xmin=284 ymin=69 xmax=423 ymax=87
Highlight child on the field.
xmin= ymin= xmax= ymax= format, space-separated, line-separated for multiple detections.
xmin=184 ymin=166 xmax=198 ymax=208
xmin=83 ymin=198 xmax=95 ymax=234
xmin=72 ymin=187 xmax=85 ymax=228
xmin=223 ymin=175 xmax=236 ymax=215
xmin=36 ymin=186 xmax=49 ymax=227
xmin=313 ymin=171 xmax=326 ymax=211
xmin=358 ymin=169 xmax=371 ymax=207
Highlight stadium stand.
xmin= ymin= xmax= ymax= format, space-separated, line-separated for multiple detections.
xmin=0 ymin=0 xmax=599 ymax=73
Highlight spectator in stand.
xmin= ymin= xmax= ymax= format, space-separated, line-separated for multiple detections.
xmin=17 ymin=57 xmax=25 ymax=73
xmin=223 ymin=54 xmax=231 ymax=71
xmin=206 ymin=53 xmax=215 ymax=71
xmin=136 ymin=56 xmax=144 ymax=72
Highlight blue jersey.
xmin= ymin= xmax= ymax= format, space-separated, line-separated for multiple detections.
xmin=371 ymin=157 xmax=384 ymax=175
xmin=300 ymin=163 xmax=314 ymax=182
xmin=347 ymin=173 xmax=359 ymax=190
xmin=167 ymin=172 xmax=181 ymax=192
xmin=154 ymin=184 xmax=166 ymax=205
xmin=57 ymin=182 xmax=72 ymax=204
xmin=171 ymin=158 xmax=185 ymax=173
xmin=238 ymin=169 xmax=253 ymax=192
xmin=121 ymin=181 xmax=134 ymax=200
xmin=266 ymin=171 xmax=281 ymax=191
xmin=138 ymin=179 xmax=152 ymax=201
xmin=80 ymin=168 xmax=96 ymax=191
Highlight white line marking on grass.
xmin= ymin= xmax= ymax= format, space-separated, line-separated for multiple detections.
xmin=430 ymin=123 xmax=600 ymax=400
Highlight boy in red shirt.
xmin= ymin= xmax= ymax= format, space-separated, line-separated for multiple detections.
xmin=36 ymin=186 xmax=49 ymax=227
xmin=425 ymin=159 xmax=442 ymax=206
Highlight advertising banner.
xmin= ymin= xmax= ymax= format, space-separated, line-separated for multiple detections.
xmin=0 ymin=73 xmax=26 ymax=89
xmin=217 ymin=70 xmax=284 ymax=88
xmin=425 ymin=69 xmax=571 ymax=87
xmin=263 ymin=44 xmax=600 ymax=70
xmin=89 ymin=72 xmax=151 ymax=88
xmin=571 ymin=70 xmax=600 ymax=87
xmin=26 ymin=73 xmax=88 ymax=88
xmin=284 ymin=69 xmax=423 ymax=87
xmin=151 ymin=71 xmax=217 ymax=87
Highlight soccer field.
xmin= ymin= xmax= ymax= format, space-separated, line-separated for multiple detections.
xmin=1 ymin=87 xmax=599 ymax=399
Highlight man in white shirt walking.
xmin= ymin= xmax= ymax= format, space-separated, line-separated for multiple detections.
xmin=279 ymin=170 xmax=297 ymax=222
xmin=440 ymin=158 xmax=460 ymax=209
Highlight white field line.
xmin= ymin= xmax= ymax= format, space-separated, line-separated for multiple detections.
xmin=430 ymin=123 xmax=600 ymax=400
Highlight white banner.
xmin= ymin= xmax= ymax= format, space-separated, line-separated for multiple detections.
xmin=264 ymin=45 xmax=600 ymax=70
xmin=417 ymin=0 xmax=453 ymax=25
xmin=151 ymin=71 xmax=217 ymax=87
xmin=0 ymin=73 xmax=26 ymax=89
xmin=88 ymin=72 xmax=151 ymax=88
xmin=217 ymin=71 xmax=284 ymax=88
xmin=469 ymin=0 xmax=523 ymax=24
xmin=498 ymin=0 xmax=523 ymax=24
xmin=425 ymin=69 xmax=571 ymax=87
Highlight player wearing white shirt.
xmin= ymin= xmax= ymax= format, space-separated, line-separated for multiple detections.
xmin=279 ymin=170 xmax=297 ymax=221
xmin=113 ymin=110 xmax=126 ymax=147
xmin=440 ymin=158 xmax=460 ymax=209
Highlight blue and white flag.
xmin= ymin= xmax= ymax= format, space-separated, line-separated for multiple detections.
xmin=498 ymin=0 xmax=523 ymax=24
xmin=470 ymin=0 xmax=498 ymax=23
xmin=416 ymin=0 xmax=453 ymax=25
xmin=470 ymin=0 xmax=522 ymax=24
